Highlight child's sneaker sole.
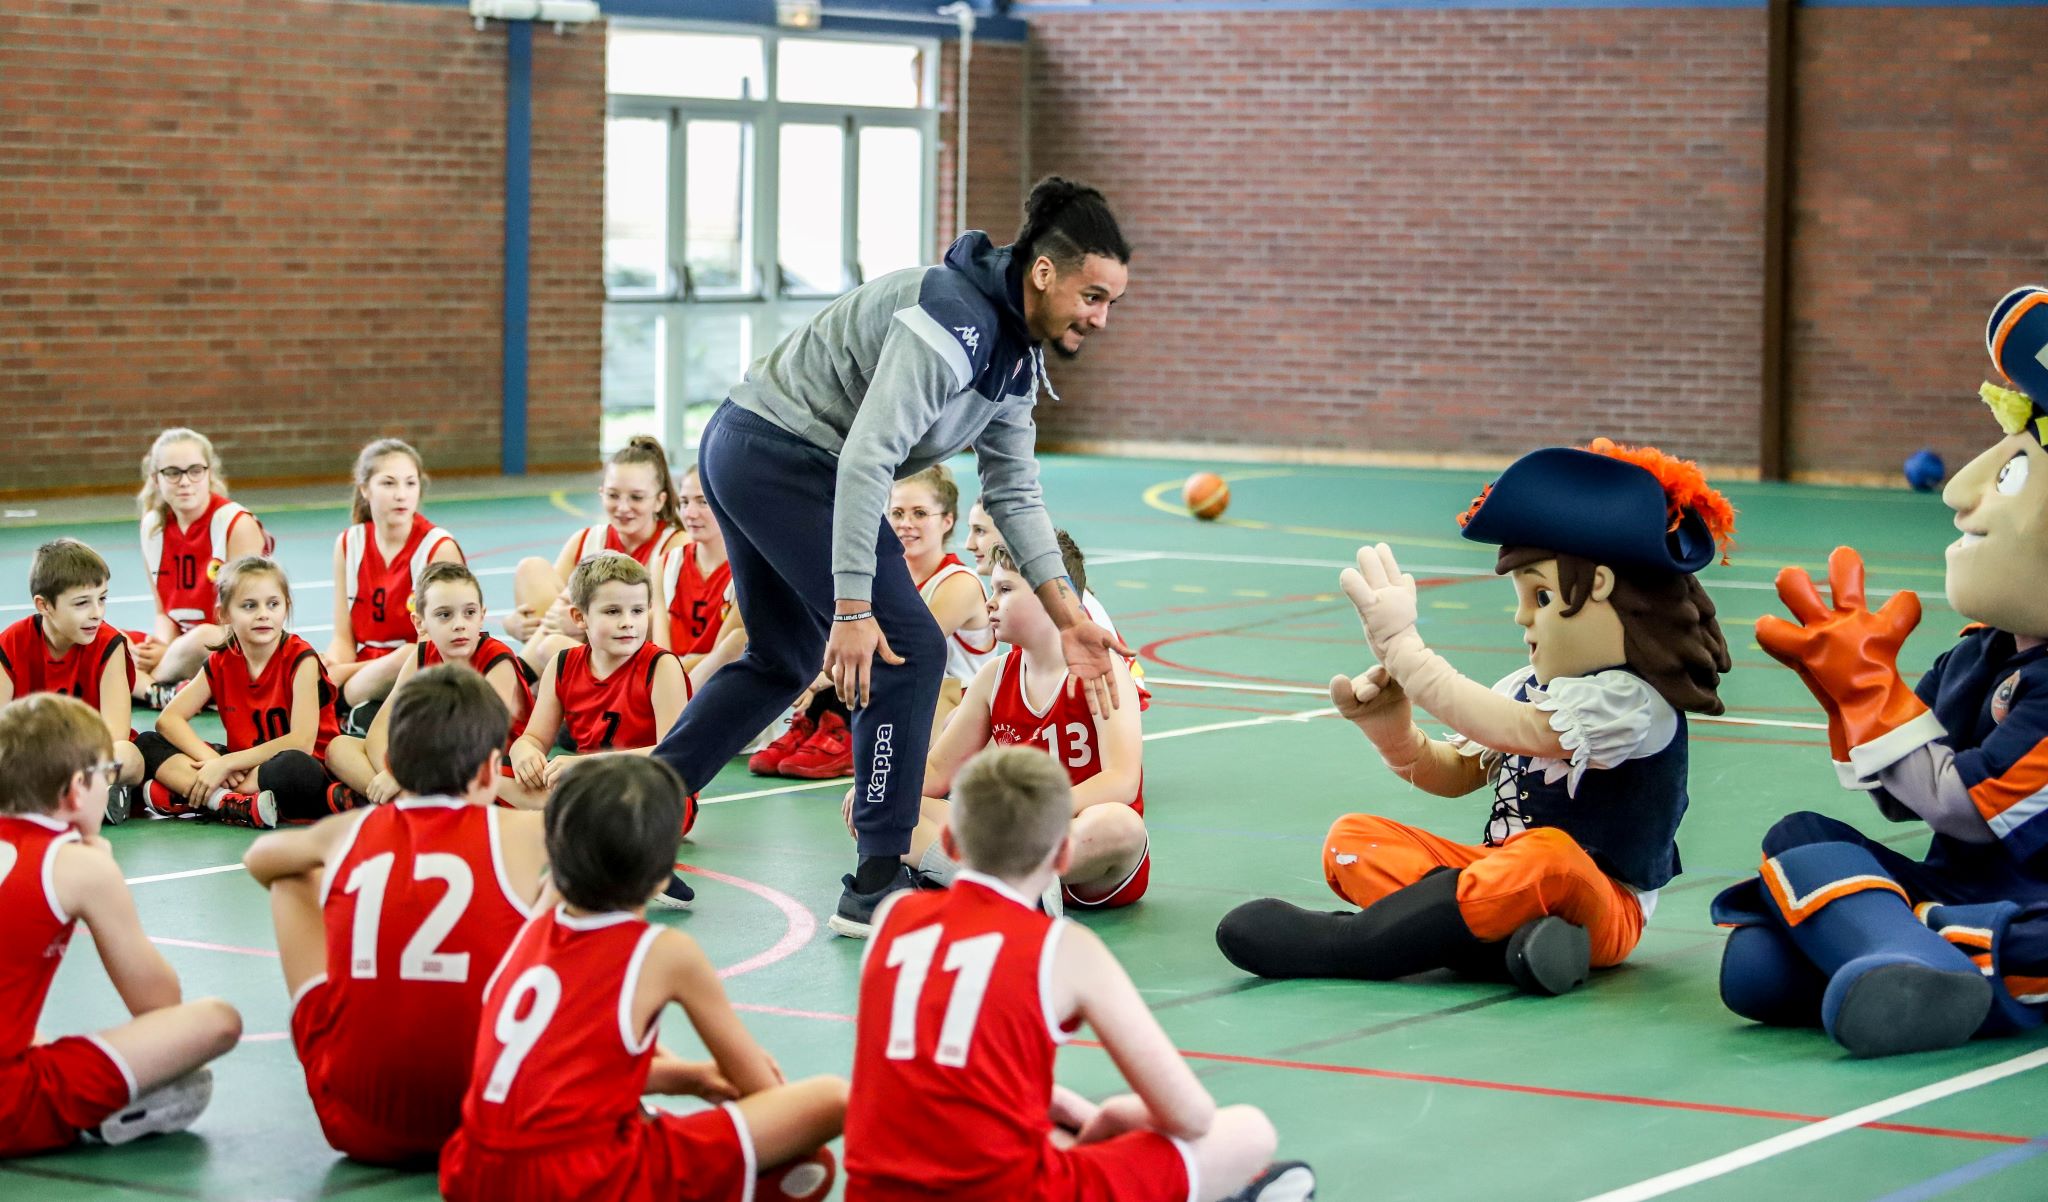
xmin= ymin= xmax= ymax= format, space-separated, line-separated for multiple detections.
xmin=98 ymin=1066 xmax=213 ymax=1146
xmin=649 ymin=871 xmax=695 ymax=911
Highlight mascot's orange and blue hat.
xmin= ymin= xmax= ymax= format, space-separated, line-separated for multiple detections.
xmin=1456 ymin=438 xmax=1734 ymax=576
xmin=1986 ymin=285 xmax=2048 ymax=445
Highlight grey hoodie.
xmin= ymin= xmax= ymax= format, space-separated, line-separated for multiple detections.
xmin=729 ymin=232 xmax=1065 ymax=604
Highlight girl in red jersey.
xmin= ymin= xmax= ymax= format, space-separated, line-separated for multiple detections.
xmin=140 ymin=558 xmax=343 ymax=829
xmin=503 ymin=553 xmax=688 ymax=810
xmin=327 ymin=562 xmax=535 ymax=807
xmin=327 ymin=439 xmax=464 ymax=711
xmin=507 ymin=436 xmax=685 ymax=674
xmin=130 ymin=428 xmax=269 ymax=707
xmin=442 ymin=755 xmax=844 ymax=1202
xmin=653 ymin=464 xmax=735 ymax=677
xmin=875 ymin=537 xmax=1150 ymax=911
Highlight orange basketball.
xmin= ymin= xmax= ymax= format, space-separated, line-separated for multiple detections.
xmin=1183 ymin=471 xmax=1230 ymax=521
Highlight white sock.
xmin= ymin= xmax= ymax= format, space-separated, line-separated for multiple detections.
xmin=204 ymin=786 xmax=233 ymax=810
xmin=916 ymin=843 xmax=960 ymax=887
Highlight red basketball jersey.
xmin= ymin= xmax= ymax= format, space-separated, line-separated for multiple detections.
xmin=309 ymin=798 xmax=538 ymax=1139
xmin=345 ymin=514 xmax=459 ymax=657
xmin=986 ymin=648 xmax=1144 ymax=816
xmin=420 ymin=634 xmax=534 ymax=741
xmin=0 ymin=814 xmax=84 ymax=1060
xmin=0 ymin=617 xmax=132 ymax=709
xmin=551 ymin=641 xmax=681 ymax=752
xmin=661 ymin=543 xmax=732 ymax=658
xmin=203 ymin=633 xmax=339 ymax=757
xmin=845 ymin=874 xmax=1072 ymax=1201
xmin=459 ymin=907 xmax=663 ymax=1151
xmin=572 ymin=522 xmax=673 ymax=569
xmin=141 ymin=495 xmax=263 ymax=633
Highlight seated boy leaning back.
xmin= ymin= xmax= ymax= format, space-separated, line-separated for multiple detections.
xmin=855 ymin=536 xmax=1149 ymax=912
xmin=242 ymin=666 xmax=548 ymax=1165
xmin=845 ymin=745 xmax=1314 ymax=1202
xmin=0 ymin=695 xmax=240 ymax=1158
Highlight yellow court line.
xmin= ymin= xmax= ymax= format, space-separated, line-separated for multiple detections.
xmin=549 ymin=489 xmax=592 ymax=519
xmin=1138 ymin=476 xmax=1948 ymax=577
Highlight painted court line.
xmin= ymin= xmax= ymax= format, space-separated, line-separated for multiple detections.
xmin=1866 ymin=1133 xmax=2048 ymax=1202
xmin=676 ymin=864 xmax=816 ymax=980
xmin=150 ymin=936 xmax=275 ymax=958
xmin=1573 ymin=1045 xmax=2048 ymax=1202
xmin=125 ymin=863 xmax=244 ymax=886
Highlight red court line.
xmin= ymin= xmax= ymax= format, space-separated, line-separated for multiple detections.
xmin=703 ymin=1000 xmax=2023 ymax=1146
xmin=151 ymin=936 xmax=277 ymax=958
xmin=676 ymin=864 xmax=817 ymax=980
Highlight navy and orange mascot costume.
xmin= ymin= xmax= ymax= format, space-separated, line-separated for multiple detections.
xmin=1713 ymin=286 xmax=2048 ymax=1057
xmin=1217 ymin=440 xmax=1734 ymax=995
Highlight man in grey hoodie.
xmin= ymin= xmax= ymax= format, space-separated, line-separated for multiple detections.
xmin=651 ymin=177 xmax=1134 ymax=936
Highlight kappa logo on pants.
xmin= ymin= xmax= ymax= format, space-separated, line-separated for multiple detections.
xmin=866 ymin=724 xmax=895 ymax=806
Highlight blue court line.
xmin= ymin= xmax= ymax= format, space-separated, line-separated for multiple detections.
xmin=1865 ymin=1135 xmax=2048 ymax=1202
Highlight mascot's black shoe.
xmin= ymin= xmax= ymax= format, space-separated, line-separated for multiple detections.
xmin=1503 ymin=916 xmax=1591 ymax=996
xmin=1216 ymin=869 xmax=1480 ymax=980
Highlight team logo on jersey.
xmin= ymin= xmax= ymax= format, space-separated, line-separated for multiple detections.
xmin=205 ymin=558 xmax=223 ymax=582
xmin=1992 ymin=671 xmax=2023 ymax=724
xmin=954 ymin=326 xmax=980 ymax=353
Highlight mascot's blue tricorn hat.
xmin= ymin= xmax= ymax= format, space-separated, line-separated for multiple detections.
xmin=1985 ymin=285 xmax=2048 ymax=446
xmin=1457 ymin=439 xmax=1734 ymax=576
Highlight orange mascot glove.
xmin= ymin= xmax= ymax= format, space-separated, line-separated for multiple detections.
xmin=1754 ymin=546 xmax=1941 ymax=784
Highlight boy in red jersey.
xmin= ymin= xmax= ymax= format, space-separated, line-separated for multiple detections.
xmin=0 ymin=695 xmax=241 ymax=1158
xmin=867 ymin=539 xmax=1149 ymax=914
xmin=0 ymin=540 xmax=144 ymax=820
xmin=847 ymin=746 xmax=1313 ymax=1202
xmin=140 ymin=557 xmax=341 ymax=829
xmin=327 ymin=562 xmax=534 ymax=807
xmin=243 ymin=667 xmax=548 ymax=1164
xmin=441 ymin=755 xmax=846 ymax=1202
xmin=504 ymin=553 xmax=688 ymax=807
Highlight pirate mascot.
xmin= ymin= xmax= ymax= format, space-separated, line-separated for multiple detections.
xmin=1712 ymin=286 xmax=2048 ymax=1058
xmin=1217 ymin=439 xmax=1734 ymax=996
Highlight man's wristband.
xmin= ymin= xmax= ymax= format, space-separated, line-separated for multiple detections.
xmin=832 ymin=610 xmax=875 ymax=624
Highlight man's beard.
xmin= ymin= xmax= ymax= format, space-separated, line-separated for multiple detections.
xmin=1047 ymin=336 xmax=1082 ymax=361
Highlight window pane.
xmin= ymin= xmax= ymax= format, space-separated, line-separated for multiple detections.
xmin=777 ymin=39 xmax=924 ymax=109
xmin=675 ymin=308 xmax=754 ymax=410
xmin=608 ymin=30 xmax=765 ymax=101
xmin=684 ymin=121 xmax=753 ymax=294
xmin=857 ymin=126 xmax=924 ymax=283
xmin=777 ymin=124 xmax=845 ymax=295
xmin=604 ymin=118 xmax=667 ymax=293
xmin=602 ymin=306 xmax=663 ymax=455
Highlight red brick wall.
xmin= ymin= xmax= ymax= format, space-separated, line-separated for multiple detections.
xmin=0 ymin=0 xmax=603 ymax=495
xmin=1024 ymin=9 xmax=1771 ymax=470
xmin=936 ymin=39 xmax=1030 ymax=257
xmin=1784 ymin=7 xmax=2048 ymax=481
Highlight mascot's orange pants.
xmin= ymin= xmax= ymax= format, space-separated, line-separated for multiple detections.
xmin=1322 ymin=815 xmax=1645 ymax=968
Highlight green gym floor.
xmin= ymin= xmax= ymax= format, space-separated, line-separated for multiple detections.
xmin=5 ymin=456 xmax=2046 ymax=1202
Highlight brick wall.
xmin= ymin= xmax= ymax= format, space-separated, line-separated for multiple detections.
xmin=0 ymin=0 xmax=603 ymax=495
xmin=1785 ymin=7 xmax=2048 ymax=481
xmin=935 ymin=38 xmax=1030 ymax=257
xmin=1025 ymin=9 xmax=1771 ymax=471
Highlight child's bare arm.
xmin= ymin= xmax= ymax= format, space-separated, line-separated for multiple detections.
xmin=327 ymin=534 xmax=356 ymax=666
xmin=244 ymin=810 xmax=360 ymax=886
xmin=688 ymin=610 xmax=748 ymax=693
xmin=59 ymin=842 xmax=181 ymax=1016
xmin=154 ymin=672 xmax=219 ymax=760
xmin=924 ymin=662 xmax=999 ymax=796
xmin=98 ymin=645 xmax=136 ymax=743
xmin=648 ymin=930 xmax=782 ymax=1096
xmin=362 ymin=652 xmax=416 ymax=770
xmin=638 ymin=654 xmax=688 ymax=747
xmin=1071 ymin=658 xmax=1141 ymax=811
xmin=510 ymin=657 xmax=563 ymax=789
xmin=1060 ymin=922 xmax=1215 ymax=1140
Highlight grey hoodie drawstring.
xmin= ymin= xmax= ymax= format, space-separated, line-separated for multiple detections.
xmin=1031 ymin=345 xmax=1062 ymax=405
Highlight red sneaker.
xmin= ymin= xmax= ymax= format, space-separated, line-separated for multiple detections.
xmin=680 ymin=792 xmax=699 ymax=839
xmin=212 ymin=790 xmax=279 ymax=830
xmin=779 ymin=711 xmax=852 ymax=780
xmin=326 ymin=782 xmax=368 ymax=814
xmin=146 ymin=781 xmax=197 ymax=818
xmin=747 ymin=712 xmax=817 ymax=776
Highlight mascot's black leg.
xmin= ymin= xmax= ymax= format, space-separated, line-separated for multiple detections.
xmin=1216 ymin=869 xmax=1481 ymax=980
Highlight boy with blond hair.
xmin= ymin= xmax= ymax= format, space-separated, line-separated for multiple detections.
xmin=846 ymin=745 xmax=1315 ymax=1202
xmin=0 ymin=694 xmax=241 ymax=1157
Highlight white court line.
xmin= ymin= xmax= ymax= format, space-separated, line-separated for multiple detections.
xmin=0 ymin=565 xmax=517 ymax=615
xmin=1575 ymin=1045 xmax=2048 ymax=1202
xmin=1091 ymin=549 xmax=1907 ymax=596
xmin=125 ymin=862 xmax=245 ymax=886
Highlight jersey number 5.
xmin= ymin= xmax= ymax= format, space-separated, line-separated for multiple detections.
xmin=882 ymin=924 xmax=1004 ymax=1068
xmin=342 ymin=851 xmax=476 ymax=982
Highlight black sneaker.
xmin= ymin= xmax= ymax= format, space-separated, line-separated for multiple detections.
xmin=649 ymin=871 xmax=695 ymax=911
xmin=827 ymin=864 xmax=916 ymax=939
xmin=104 ymin=784 xmax=136 ymax=827
xmin=1224 ymin=1161 xmax=1317 ymax=1202
xmin=1504 ymin=916 xmax=1591 ymax=997
xmin=143 ymin=681 xmax=183 ymax=711
xmin=342 ymin=700 xmax=382 ymax=739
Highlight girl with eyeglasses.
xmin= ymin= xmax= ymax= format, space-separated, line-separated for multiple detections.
xmin=131 ymin=428 xmax=270 ymax=708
